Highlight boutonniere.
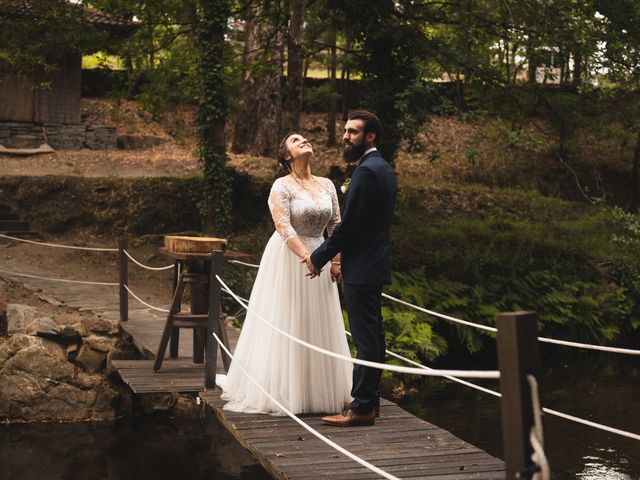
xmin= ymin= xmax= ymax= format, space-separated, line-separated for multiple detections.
xmin=340 ymin=177 xmax=351 ymax=194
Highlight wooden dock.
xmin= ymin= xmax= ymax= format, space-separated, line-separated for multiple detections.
xmin=114 ymin=311 xmax=506 ymax=479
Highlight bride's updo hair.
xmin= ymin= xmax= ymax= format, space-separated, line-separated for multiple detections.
xmin=276 ymin=132 xmax=297 ymax=174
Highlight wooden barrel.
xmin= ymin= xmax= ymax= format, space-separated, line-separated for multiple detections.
xmin=164 ymin=235 xmax=227 ymax=254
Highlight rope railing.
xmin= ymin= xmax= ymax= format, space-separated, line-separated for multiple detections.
xmin=123 ymin=249 xmax=174 ymax=271
xmin=527 ymin=375 xmax=550 ymax=480
xmin=212 ymin=331 xmax=401 ymax=480
xmin=124 ymin=285 xmax=170 ymax=313
xmin=0 ymin=233 xmax=118 ymax=252
xmin=0 ymin=266 xmax=119 ymax=286
xmin=222 ymin=284 xmax=640 ymax=442
xmin=227 ymin=259 xmax=639 ymax=356
xmin=227 ymin=259 xmax=260 ymax=268
xmin=217 ymin=275 xmax=500 ymax=379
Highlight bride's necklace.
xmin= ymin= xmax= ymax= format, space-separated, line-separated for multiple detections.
xmin=290 ymin=173 xmax=330 ymax=195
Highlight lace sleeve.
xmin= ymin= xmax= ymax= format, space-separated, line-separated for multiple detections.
xmin=326 ymin=179 xmax=341 ymax=236
xmin=268 ymin=179 xmax=297 ymax=242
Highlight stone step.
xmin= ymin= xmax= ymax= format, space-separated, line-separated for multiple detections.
xmin=0 ymin=212 xmax=19 ymax=221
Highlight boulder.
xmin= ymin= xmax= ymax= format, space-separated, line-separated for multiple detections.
xmin=85 ymin=335 xmax=115 ymax=353
xmin=74 ymin=345 xmax=106 ymax=374
xmin=6 ymin=304 xmax=38 ymax=335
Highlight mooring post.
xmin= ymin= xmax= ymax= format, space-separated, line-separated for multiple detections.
xmin=206 ymin=250 xmax=225 ymax=389
xmin=496 ymin=311 xmax=542 ymax=479
xmin=118 ymin=237 xmax=128 ymax=323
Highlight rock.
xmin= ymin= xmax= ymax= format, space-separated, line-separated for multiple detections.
xmin=172 ymin=394 xmax=199 ymax=417
xmin=116 ymin=134 xmax=165 ymax=150
xmin=106 ymin=343 xmax=136 ymax=375
xmin=4 ymin=344 xmax=76 ymax=384
xmin=83 ymin=316 xmax=118 ymax=335
xmin=135 ymin=392 xmax=178 ymax=414
xmin=74 ymin=345 xmax=106 ymax=374
xmin=7 ymin=304 xmax=38 ymax=334
xmin=85 ymin=335 xmax=115 ymax=353
xmin=0 ymin=333 xmax=40 ymax=365
xmin=45 ymin=384 xmax=95 ymax=421
xmin=65 ymin=343 xmax=79 ymax=361
xmin=34 ymin=317 xmax=61 ymax=337
xmin=70 ymin=321 xmax=90 ymax=338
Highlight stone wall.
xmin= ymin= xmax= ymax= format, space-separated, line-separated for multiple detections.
xmin=0 ymin=122 xmax=117 ymax=150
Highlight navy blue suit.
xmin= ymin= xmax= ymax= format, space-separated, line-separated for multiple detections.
xmin=311 ymin=150 xmax=397 ymax=414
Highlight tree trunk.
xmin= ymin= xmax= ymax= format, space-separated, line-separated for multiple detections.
xmin=283 ymin=0 xmax=305 ymax=133
xmin=631 ymin=129 xmax=640 ymax=213
xmin=197 ymin=0 xmax=231 ymax=233
xmin=232 ymin=1 xmax=284 ymax=156
xmin=326 ymin=26 xmax=337 ymax=146
xmin=572 ymin=51 xmax=583 ymax=88
xmin=341 ymin=63 xmax=349 ymax=121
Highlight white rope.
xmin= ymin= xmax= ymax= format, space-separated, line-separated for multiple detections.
xmin=0 ymin=233 xmax=118 ymax=252
xmin=542 ymin=406 xmax=640 ymax=441
xmin=212 ymin=331 xmax=401 ymax=480
xmin=228 ymin=259 xmax=260 ymax=268
xmin=124 ymin=285 xmax=170 ymax=313
xmin=230 ymin=259 xmax=640 ymax=356
xmin=381 ymin=293 xmax=498 ymax=333
xmin=358 ymin=325 xmax=640 ymax=442
xmin=0 ymin=267 xmax=118 ymax=286
xmin=537 ymin=337 xmax=640 ymax=356
xmin=123 ymin=249 xmax=174 ymax=271
xmin=527 ymin=375 xmax=550 ymax=480
xmin=220 ymin=268 xmax=640 ymax=440
xmin=217 ymin=274 xmax=500 ymax=379
xmin=382 ymin=293 xmax=640 ymax=356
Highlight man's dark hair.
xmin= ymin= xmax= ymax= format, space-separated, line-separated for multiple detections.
xmin=349 ymin=110 xmax=381 ymax=144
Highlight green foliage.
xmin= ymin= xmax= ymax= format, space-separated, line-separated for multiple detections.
xmin=390 ymin=191 xmax=640 ymax=352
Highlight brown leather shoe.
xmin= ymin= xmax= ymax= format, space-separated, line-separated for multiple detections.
xmin=343 ymin=402 xmax=380 ymax=418
xmin=322 ymin=409 xmax=376 ymax=427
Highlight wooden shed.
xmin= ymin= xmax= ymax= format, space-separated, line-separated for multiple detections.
xmin=0 ymin=1 xmax=137 ymax=150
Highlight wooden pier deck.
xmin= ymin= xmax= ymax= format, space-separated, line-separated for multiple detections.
xmin=115 ymin=313 xmax=506 ymax=479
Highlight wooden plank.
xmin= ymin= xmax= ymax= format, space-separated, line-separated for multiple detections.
xmin=113 ymin=309 xmax=504 ymax=480
xmin=201 ymin=389 xmax=505 ymax=480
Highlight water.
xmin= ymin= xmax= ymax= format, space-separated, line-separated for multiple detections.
xmin=397 ymin=346 xmax=640 ymax=479
xmin=0 ymin=414 xmax=271 ymax=480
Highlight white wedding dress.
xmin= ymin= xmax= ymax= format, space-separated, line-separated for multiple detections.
xmin=220 ymin=175 xmax=353 ymax=415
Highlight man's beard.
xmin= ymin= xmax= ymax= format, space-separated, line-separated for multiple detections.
xmin=342 ymin=138 xmax=366 ymax=163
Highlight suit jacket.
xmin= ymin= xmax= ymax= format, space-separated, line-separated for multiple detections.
xmin=311 ymin=150 xmax=397 ymax=285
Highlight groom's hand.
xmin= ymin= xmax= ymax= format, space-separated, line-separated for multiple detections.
xmin=301 ymin=256 xmax=321 ymax=278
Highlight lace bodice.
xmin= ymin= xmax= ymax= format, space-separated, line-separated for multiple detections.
xmin=268 ymin=175 xmax=340 ymax=241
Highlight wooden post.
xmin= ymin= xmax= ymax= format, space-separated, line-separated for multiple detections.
xmin=206 ymin=250 xmax=225 ymax=389
xmin=118 ymin=238 xmax=128 ymax=323
xmin=496 ymin=311 xmax=542 ymax=479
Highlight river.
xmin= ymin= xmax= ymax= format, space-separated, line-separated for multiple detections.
xmin=1 ymin=346 xmax=637 ymax=479
xmin=0 ymin=415 xmax=270 ymax=480
xmin=397 ymin=345 xmax=640 ymax=479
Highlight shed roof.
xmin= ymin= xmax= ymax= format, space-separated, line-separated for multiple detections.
xmin=2 ymin=0 xmax=138 ymax=29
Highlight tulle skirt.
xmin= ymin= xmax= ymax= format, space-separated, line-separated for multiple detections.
xmin=220 ymin=232 xmax=353 ymax=415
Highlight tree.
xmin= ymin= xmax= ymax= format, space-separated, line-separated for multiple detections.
xmin=596 ymin=0 xmax=640 ymax=211
xmin=283 ymin=0 xmax=305 ymax=133
xmin=231 ymin=0 xmax=285 ymax=156
xmin=197 ymin=0 xmax=232 ymax=233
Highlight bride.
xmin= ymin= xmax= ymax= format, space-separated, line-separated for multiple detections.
xmin=220 ymin=132 xmax=353 ymax=415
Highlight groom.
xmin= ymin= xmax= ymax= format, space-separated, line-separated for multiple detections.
xmin=304 ymin=110 xmax=397 ymax=426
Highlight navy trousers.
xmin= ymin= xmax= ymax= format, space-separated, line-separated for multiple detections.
xmin=343 ymin=282 xmax=385 ymax=414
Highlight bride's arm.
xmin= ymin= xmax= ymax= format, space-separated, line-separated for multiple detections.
xmin=326 ymin=180 xmax=341 ymax=266
xmin=268 ymin=181 xmax=310 ymax=259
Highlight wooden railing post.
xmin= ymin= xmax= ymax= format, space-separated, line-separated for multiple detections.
xmin=497 ymin=311 xmax=542 ymax=480
xmin=118 ymin=237 xmax=128 ymax=323
xmin=206 ymin=250 xmax=225 ymax=389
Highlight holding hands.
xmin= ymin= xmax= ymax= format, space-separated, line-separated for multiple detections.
xmin=301 ymin=255 xmax=341 ymax=283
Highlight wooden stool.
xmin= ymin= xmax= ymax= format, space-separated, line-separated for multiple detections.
xmin=153 ymin=250 xmax=231 ymax=388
